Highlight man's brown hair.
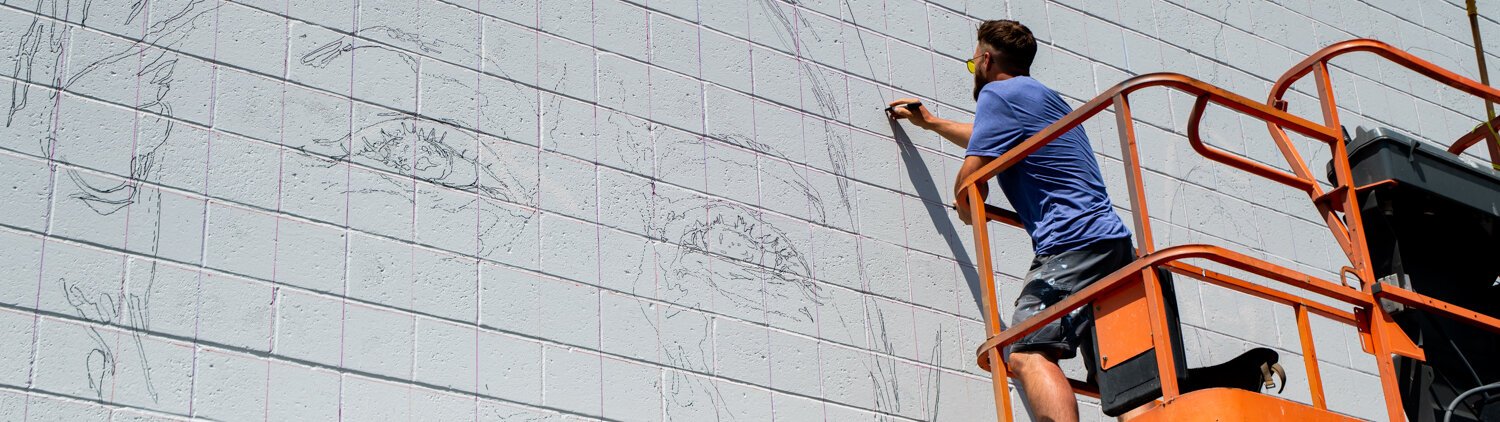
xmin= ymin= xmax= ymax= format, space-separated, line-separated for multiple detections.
xmin=977 ymin=20 xmax=1036 ymax=75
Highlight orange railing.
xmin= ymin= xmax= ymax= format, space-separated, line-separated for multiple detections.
xmin=959 ymin=39 xmax=1500 ymax=421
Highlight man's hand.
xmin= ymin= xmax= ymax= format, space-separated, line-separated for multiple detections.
xmin=887 ymin=98 xmax=936 ymax=130
xmin=885 ymin=98 xmax=974 ymax=149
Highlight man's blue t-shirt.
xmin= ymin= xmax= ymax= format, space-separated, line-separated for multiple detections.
xmin=966 ymin=76 xmax=1130 ymax=256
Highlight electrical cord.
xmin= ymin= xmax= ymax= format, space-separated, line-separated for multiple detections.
xmin=1445 ymin=381 xmax=1500 ymax=422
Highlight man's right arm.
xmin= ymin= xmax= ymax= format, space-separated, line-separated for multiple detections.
xmin=887 ymin=98 xmax=973 ymax=148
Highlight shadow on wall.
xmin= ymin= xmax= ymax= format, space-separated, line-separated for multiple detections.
xmin=888 ymin=121 xmax=988 ymax=318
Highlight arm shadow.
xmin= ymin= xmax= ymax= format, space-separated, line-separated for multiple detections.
xmin=888 ymin=120 xmax=990 ymax=317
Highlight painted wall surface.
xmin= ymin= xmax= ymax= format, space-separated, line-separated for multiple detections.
xmin=0 ymin=0 xmax=1494 ymax=420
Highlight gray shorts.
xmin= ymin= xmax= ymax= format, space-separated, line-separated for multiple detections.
xmin=1006 ymin=236 xmax=1135 ymax=360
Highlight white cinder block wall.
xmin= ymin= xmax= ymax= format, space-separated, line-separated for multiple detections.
xmin=0 ymin=0 xmax=1492 ymax=420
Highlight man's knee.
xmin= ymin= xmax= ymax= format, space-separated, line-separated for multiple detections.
xmin=1009 ymin=350 xmax=1059 ymax=373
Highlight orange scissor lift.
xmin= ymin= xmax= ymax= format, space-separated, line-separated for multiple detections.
xmin=959 ymin=39 xmax=1500 ymax=421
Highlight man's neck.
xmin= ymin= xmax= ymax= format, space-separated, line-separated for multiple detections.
xmin=990 ymin=72 xmax=1024 ymax=82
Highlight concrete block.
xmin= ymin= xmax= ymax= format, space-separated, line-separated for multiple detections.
xmin=416 ymin=184 xmax=479 ymax=255
xmin=845 ymin=78 xmax=895 ymax=138
xmin=419 ymin=0 xmax=483 ymax=66
xmin=705 ymin=85 xmax=755 ymax=146
xmin=477 ymin=134 xmax=538 ymax=207
xmin=772 ymin=391 xmax=824 ymax=422
xmin=661 ymin=370 xmax=721 ymax=420
xmin=273 ymin=289 xmax=344 ymax=367
xmin=217 ymin=2 xmax=288 ymax=77
xmin=0 ymin=153 xmax=52 ymax=233
xmin=411 ymin=388 xmax=477 ymax=421
xmin=541 ymin=94 xmax=596 ymax=163
xmin=703 ymin=138 xmax=760 ymax=207
xmin=700 ymin=0 xmax=749 ymax=39
xmin=347 ymin=232 xmax=413 ymax=306
xmin=53 ymin=95 xmax=136 ymax=179
xmin=715 ymin=317 xmax=770 ymax=385
xmin=908 ymin=252 xmax=957 ymax=314
xmin=0 ymin=230 xmax=42 ymax=310
xmin=477 ymin=330 xmax=543 ymax=405
xmin=597 ymin=228 xmax=656 ymax=296
xmin=272 ymin=219 xmax=345 ymax=294
xmin=883 ymin=0 xmax=929 ymax=48
xmin=0 ymin=389 xmax=109 ymax=421
xmin=657 ymin=305 xmax=713 ymax=372
xmin=857 ymin=185 xmax=906 ymax=246
xmin=746 ymin=0 xmax=795 ymax=55
xmin=929 ymin=6 xmax=976 ymax=61
xmin=341 ymin=375 xmax=411 ymax=420
xmin=700 ymin=29 xmax=753 ymax=93
xmin=418 ymin=60 xmax=481 ymax=130
xmin=537 ymin=34 xmax=595 ymax=102
xmin=479 ymin=263 xmax=541 ymax=337
xmin=207 ymin=133 xmax=282 ymax=210
xmin=595 ymin=166 xmax=654 ymax=237
xmin=540 ymin=151 xmax=598 ymax=222
xmin=1009 ymin=0 xmax=1051 ymax=41
xmin=650 ymin=69 xmax=704 ymax=134
xmin=818 ymin=284 xmax=870 ymax=349
xmin=341 ymin=302 xmax=415 ymax=379
xmin=477 ymin=72 xmax=543 ymax=146
xmin=749 ymin=102 xmax=802 ymax=163
xmin=601 ymin=357 xmax=663 ymax=422
xmin=203 ymin=203 xmax=277 ymax=280
xmin=266 ymin=362 xmax=340 ymax=421
xmin=122 ymin=258 xmax=200 ymax=340
xmin=537 ymin=0 xmax=590 ymax=43
xmin=862 ymin=238 xmax=909 ymax=300
xmin=123 ymin=186 xmax=207 ymax=264
xmin=411 ymin=249 xmax=478 ymax=322
xmin=543 ymin=346 xmax=603 ymax=416
xmin=594 ymin=0 xmax=648 ymax=61
xmin=804 ymin=62 xmax=850 ymax=120
xmin=58 ymin=29 xmax=140 ymax=108
xmin=595 ymin=106 xmax=653 ymax=176
xmin=537 ymin=276 xmax=600 ymax=348
xmin=650 ymin=12 xmax=699 ymax=77
xmin=751 ymin=47 xmax=802 ymax=109
xmin=539 ymin=213 xmax=600 ymax=285
xmin=0 ymin=310 xmax=33 ymax=388
xmin=820 ymin=342 xmax=876 ymax=407
xmin=1047 ymin=4 xmax=1093 ymax=59
xmin=346 ymin=166 xmax=415 ymax=241
xmin=287 ymin=23 xmax=353 ymax=95
xmin=194 ymin=348 xmax=268 ymax=421
xmin=654 ymin=128 xmax=706 ymax=192
xmin=196 ymin=273 xmax=274 ymax=351
xmin=766 ymin=330 xmax=821 ymax=398
xmin=900 ymin=190 xmax=948 ymax=259
xmin=483 ymin=17 xmax=538 ymax=86
xmin=758 ymin=156 xmax=811 ymax=221
xmin=413 ymin=317 xmax=476 ymax=391
xmin=599 ymin=290 xmax=658 ymax=361
xmin=717 ymin=379 xmax=774 ymax=421
xmin=866 ymin=296 xmax=918 ymax=361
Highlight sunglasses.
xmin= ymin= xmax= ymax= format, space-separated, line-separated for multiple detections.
xmin=966 ymin=52 xmax=988 ymax=74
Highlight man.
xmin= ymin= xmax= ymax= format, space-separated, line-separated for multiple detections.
xmin=887 ymin=20 xmax=1135 ymax=421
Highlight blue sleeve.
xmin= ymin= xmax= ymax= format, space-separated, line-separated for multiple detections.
xmin=966 ymin=85 xmax=1028 ymax=158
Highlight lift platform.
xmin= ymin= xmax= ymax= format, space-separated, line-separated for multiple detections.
xmin=958 ymin=39 xmax=1500 ymax=421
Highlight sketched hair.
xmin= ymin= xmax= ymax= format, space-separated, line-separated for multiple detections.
xmin=976 ymin=20 xmax=1036 ymax=75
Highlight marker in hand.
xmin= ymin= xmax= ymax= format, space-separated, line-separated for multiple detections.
xmin=885 ymin=101 xmax=923 ymax=119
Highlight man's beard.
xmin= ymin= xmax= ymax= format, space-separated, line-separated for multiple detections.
xmin=973 ymin=72 xmax=989 ymax=101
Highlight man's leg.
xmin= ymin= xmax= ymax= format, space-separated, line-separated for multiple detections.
xmin=1010 ymin=350 xmax=1078 ymax=422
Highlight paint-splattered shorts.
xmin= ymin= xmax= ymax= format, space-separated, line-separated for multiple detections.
xmin=1005 ymin=236 xmax=1135 ymax=361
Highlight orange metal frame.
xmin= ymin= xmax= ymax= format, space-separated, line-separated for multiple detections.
xmin=958 ymin=39 xmax=1500 ymax=421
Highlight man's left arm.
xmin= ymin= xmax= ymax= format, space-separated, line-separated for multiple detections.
xmin=953 ymin=154 xmax=994 ymax=225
